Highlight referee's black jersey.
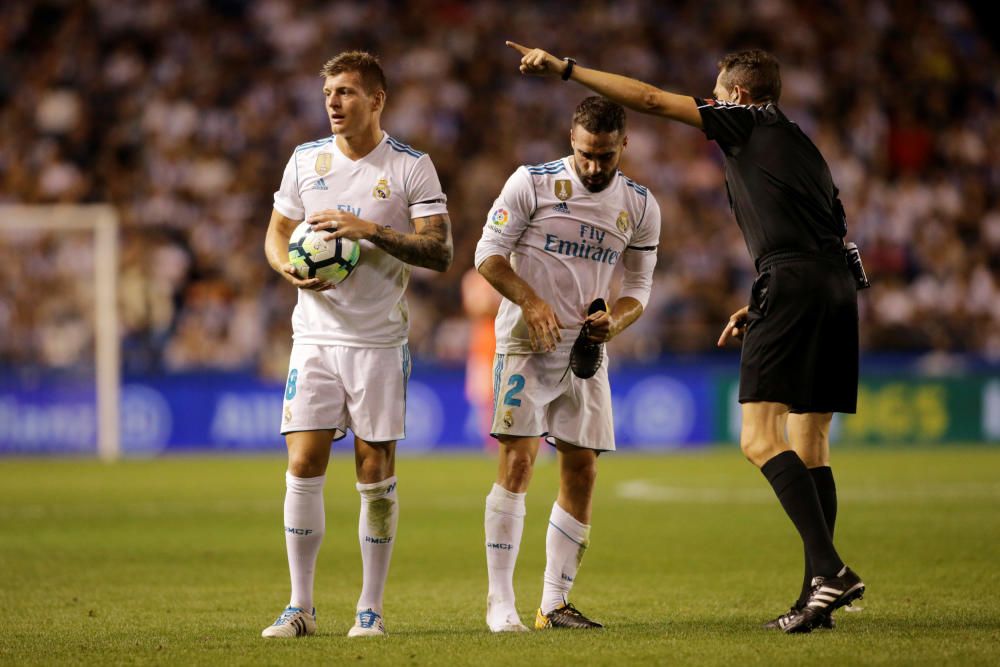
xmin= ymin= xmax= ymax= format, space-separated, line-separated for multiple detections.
xmin=694 ymin=98 xmax=846 ymax=266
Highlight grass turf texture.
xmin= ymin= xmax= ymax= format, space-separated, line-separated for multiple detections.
xmin=1 ymin=448 xmax=998 ymax=665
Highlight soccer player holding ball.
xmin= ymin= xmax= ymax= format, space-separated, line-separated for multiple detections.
xmin=475 ymin=97 xmax=660 ymax=632
xmin=262 ymin=51 xmax=452 ymax=638
xmin=507 ymin=42 xmax=865 ymax=633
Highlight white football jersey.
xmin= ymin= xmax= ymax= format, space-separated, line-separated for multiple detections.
xmin=274 ymin=133 xmax=448 ymax=347
xmin=474 ymin=156 xmax=661 ymax=354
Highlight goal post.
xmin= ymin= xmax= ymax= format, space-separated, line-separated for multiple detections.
xmin=0 ymin=204 xmax=121 ymax=460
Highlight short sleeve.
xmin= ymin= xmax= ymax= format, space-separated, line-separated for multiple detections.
xmin=474 ymin=168 xmax=536 ymax=268
xmin=273 ymin=153 xmax=304 ymax=221
xmin=407 ymin=155 xmax=449 ymax=220
xmin=695 ymin=97 xmax=759 ymax=150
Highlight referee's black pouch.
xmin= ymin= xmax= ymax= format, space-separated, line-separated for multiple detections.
xmin=568 ymin=298 xmax=608 ymax=380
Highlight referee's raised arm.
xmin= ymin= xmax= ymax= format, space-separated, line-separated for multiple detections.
xmin=505 ymin=40 xmax=703 ymax=128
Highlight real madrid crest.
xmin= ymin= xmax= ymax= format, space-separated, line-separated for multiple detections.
xmin=502 ymin=410 xmax=514 ymax=430
xmin=372 ymin=177 xmax=390 ymax=200
xmin=314 ymin=153 xmax=332 ymax=176
xmin=554 ymin=179 xmax=572 ymax=201
xmin=616 ymin=210 xmax=630 ymax=233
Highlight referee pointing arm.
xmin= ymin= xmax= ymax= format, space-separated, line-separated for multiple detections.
xmin=507 ymin=41 xmax=866 ymax=634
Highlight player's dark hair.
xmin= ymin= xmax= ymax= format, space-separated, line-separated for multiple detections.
xmin=320 ymin=51 xmax=387 ymax=94
xmin=718 ymin=49 xmax=781 ymax=103
xmin=572 ymin=96 xmax=626 ymax=135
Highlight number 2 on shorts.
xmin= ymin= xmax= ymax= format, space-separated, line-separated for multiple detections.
xmin=503 ymin=374 xmax=525 ymax=407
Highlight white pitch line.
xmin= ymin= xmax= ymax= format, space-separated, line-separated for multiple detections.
xmin=0 ymin=498 xmax=277 ymax=520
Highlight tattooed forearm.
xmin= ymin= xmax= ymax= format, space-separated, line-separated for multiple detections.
xmin=370 ymin=214 xmax=454 ymax=272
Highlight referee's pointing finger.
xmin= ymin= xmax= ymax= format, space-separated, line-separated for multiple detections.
xmin=506 ymin=41 xmax=529 ymax=55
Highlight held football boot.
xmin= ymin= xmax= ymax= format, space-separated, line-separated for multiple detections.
xmin=347 ymin=608 xmax=387 ymax=637
xmin=568 ymin=298 xmax=607 ymax=379
xmin=781 ymin=567 xmax=865 ymax=634
xmin=535 ymin=602 xmax=604 ymax=630
xmin=261 ymin=606 xmax=317 ymax=638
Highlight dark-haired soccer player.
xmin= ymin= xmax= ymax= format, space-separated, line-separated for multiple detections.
xmin=262 ymin=50 xmax=452 ymax=638
xmin=506 ymin=42 xmax=864 ymax=633
xmin=475 ymin=96 xmax=660 ymax=632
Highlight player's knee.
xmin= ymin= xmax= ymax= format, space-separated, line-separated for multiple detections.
xmin=287 ymin=453 xmax=326 ymax=478
xmin=357 ymin=454 xmax=391 ymax=483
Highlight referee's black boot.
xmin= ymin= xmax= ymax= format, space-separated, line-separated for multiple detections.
xmin=782 ymin=567 xmax=864 ymax=633
xmin=764 ymin=606 xmax=835 ymax=631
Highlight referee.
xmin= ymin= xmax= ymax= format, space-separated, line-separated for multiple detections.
xmin=507 ymin=42 xmax=866 ymax=633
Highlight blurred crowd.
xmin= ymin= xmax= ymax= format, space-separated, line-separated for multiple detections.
xmin=1 ymin=0 xmax=998 ymax=379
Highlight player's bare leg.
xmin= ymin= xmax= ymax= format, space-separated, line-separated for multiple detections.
xmin=484 ymin=435 xmax=538 ymax=632
xmin=262 ymin=430 xmax=334 ymax=638
xmin=536 ymin=440 xmax=603 ymax=629
xmin=554 ymin=442 xmax=597 ymax=524
xmin=495 ymin=435 xmax=540 ymax=492
xmin=348 ymin=437 xmax=397 ymax=638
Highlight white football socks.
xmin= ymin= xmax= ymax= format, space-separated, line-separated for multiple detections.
xmin=484 ymin=483 xmax=527 ymax=606
xmin=355 ymin=476 xmax=399 ymax=614
xmin=540 ymin=501 xmax=591 ymax=614
xmin=284 ymin=471 xmax=326 ymax=611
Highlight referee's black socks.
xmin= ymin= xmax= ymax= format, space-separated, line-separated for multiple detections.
xmin=761 ymin=451 xmax=843 ymax=579
xmin=795 ymin=466 xmax=838 ymax=607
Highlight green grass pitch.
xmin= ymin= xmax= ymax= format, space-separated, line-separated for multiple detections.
xmin=1 ymin=448 xmax=998 ymax=665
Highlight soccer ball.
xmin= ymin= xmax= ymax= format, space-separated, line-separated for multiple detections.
xmin=287 ymin=221 xmax=361 ymax=285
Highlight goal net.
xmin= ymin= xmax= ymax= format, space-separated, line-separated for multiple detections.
xmin=0 ymin=204 xmax=120 ymax=460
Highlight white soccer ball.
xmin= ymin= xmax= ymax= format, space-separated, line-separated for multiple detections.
xmin=287 ymin=221 xmax=361 ymax=285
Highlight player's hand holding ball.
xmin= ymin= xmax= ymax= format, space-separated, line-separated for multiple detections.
xmin=279 ymin=261 xmax=335 ymax=292
xmin=308 ymin=209 xmax=378 ymax=241
xmin=287 ymin=217 xmax=362 ymax=289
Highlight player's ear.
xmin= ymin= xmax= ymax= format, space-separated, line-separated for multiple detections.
xmin=372 ymin=89 xmax=386 ymax=112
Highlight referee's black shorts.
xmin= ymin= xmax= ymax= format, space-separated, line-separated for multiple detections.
xmin=739 ymin=250 xmax=859 ymax=414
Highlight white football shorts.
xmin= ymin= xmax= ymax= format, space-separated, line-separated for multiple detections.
xmin=489 ymin=350 xmax=615 ymax=451
xmin=280 ymin=343 xmax=411 ymax=442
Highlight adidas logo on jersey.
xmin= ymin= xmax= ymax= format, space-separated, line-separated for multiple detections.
xmin=552 ymin=202 xmax=571 ymax=214
xmin=312 ymin=178 xmax=329 ymax=191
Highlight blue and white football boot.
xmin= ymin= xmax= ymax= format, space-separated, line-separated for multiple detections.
xmin=261 ymin=606 xmax=317 ymax=638
xmin=347 ymin=608 xmax=387 ymax=637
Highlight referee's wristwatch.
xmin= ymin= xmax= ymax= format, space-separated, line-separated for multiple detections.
xmin=561 ymin=57 xmax=576 ymax=81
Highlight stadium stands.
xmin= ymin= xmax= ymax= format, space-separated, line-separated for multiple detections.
xmin=1 ymin=0 xmax=997 ymax=378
